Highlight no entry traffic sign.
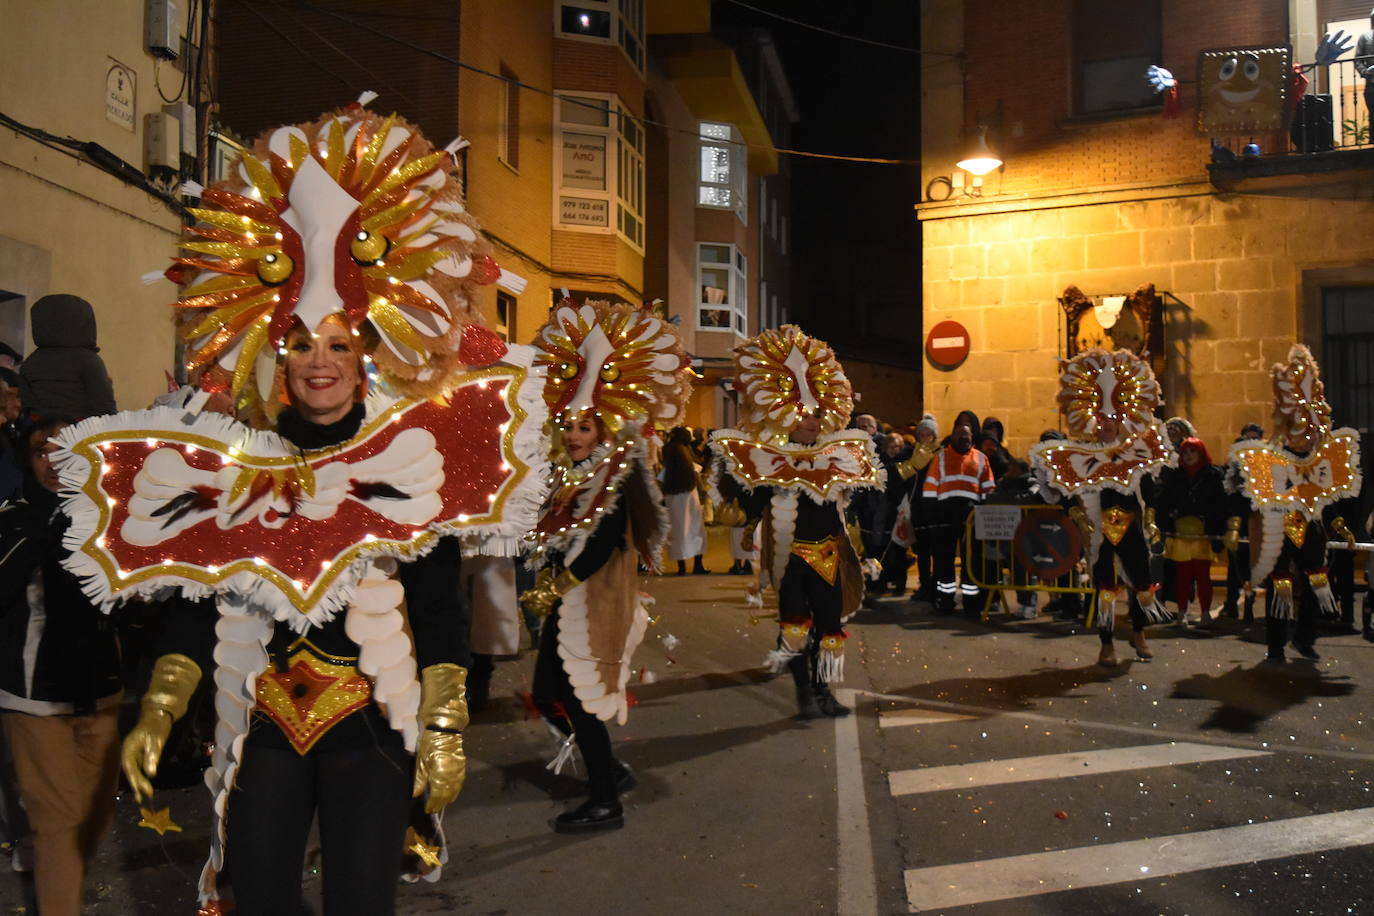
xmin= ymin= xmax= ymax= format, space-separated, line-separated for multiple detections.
xmin=926 ymin=319 xmax=970 ymax=369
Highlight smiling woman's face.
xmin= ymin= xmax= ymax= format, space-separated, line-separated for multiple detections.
xmin=284 ymin=317 xmax=361 ymax=425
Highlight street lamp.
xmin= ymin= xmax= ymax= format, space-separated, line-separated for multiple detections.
xmin=956 ymin=126 xmax=1002 ymax=176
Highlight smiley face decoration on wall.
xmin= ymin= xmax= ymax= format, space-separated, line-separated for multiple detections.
xmin=1197 ymin=45 xmax=1292 ymax=134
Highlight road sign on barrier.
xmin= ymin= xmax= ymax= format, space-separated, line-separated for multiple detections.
xmin=974 ymin=505 xmax=1021 ymax=541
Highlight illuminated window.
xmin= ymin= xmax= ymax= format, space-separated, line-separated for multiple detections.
xmin=698 ymin=243 xmax=747 ymax=335
xmin=698 ymin=121 xmax=746 ymax=221
xmin=558 ymin=0 xmax=645 ymax=72
xmin=554 ymin=94 xmax=644 ymax=252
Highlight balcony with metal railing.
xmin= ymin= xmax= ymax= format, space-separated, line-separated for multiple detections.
xmin=1208 ymin=57 xmax=1374 ymax=191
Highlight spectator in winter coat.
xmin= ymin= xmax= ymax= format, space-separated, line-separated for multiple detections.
xmin=19 ymin=295 xmax=116 ymax=420
xmin=0 ymin=416 xmax=123 ymax=915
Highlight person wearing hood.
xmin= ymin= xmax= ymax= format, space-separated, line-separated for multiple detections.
xmin=18 ymin=295 xmax=115 ymax=420
xmin=1157 ymin=437 xmax=1229 ymax=627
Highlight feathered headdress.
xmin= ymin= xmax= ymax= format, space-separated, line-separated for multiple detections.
xmin=1058 ymin=348 xmax=1161 ymax=442
xmin=534 ymin=298 xmax=691 ymax=442
xmin=171 ymin=102 xmax=502 ymax=426
xmin=1271 ymin=344 xmax=1332 ymax=453
xmin=733 ymin=325 xmax=853 ymax=442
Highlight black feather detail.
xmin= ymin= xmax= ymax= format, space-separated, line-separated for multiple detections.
xmin=349 ymin=481 xmax=410 ymax=501
xmin=150 ymin=486 xmax=218 ymax=529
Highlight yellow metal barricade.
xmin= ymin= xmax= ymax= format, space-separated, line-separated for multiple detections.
xmin=960 ymin=505 xmax=1096 ymax=622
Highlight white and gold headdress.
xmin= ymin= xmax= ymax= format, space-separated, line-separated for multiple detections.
xmin=173 ymin=102 xmax=502 ymax=425
xmin=734 ymin=325 xmax=853 ymax=443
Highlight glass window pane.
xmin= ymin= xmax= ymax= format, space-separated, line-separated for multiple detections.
xmin=700 ymin=267 xmax=730 ymax=300
xmin=699 ymin=244 xmax=730 ymax=264
xmin=562 ymin=132 xmax=607 ymax=190
xmin=700 ymin=144 xmax=730 ymax=185
xmin=700 ymin=121 xmax=731 ymax=140
xmin=561 ymin=96 xmax=610 ymax=127
xmin=561 ymin=6 xmax=611 ymax=38
xmin=699 ymin=308 xmax=731 ymax=328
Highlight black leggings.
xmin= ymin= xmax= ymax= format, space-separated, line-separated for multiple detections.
xmin=531 ymin=607 xmax=617 ymax=801
xmin=224 ymin=722 xmax=413 ymax=915
xmin=777 ymin=554 xmax=843 ymax=635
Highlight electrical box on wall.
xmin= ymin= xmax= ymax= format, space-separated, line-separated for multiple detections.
xmin=146 ymin=0 xmax=179 ymax=61
xmin=144 ymin=111 xmax=180 ymax=174
xmin=162 ymin=101 xmax=195 ymax=157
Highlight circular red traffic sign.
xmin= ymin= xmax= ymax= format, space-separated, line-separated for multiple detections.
xmin=926 ymin=320 xmax=970 ymax=369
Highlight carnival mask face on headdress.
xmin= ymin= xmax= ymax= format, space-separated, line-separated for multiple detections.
xmin=174 ymin=106 xmax=500 ymax=425
xmin=536 ymin=299 xmax=690 ymax=445
xmin=734 ymin=325 xmax=853 ymax=442
xmin=1271 ymin=344 xmax=1332 ymax=453
xmin=1058 ymin=348 xmax=1161 ymax=443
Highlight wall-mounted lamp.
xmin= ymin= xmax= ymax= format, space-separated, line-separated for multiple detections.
xmin=956 ymin=126 xmax=1002 ymax=176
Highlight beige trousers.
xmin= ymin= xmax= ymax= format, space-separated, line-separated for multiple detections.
xmin=3 ymin=706 xmax=120 ymax=916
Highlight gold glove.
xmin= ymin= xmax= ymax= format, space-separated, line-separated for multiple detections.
xmin=1067 ymin=505 xmax=1094 ymax=541
xmin=896 ymin=444 xmax=936 ymax=481
xmin=1143 ymin=507 xmax=1161 ymax=544
xmin=412 ymin=664 xmax=470 ymax=814
xmin=1332 ymin=517 xmax=1357 ymax=548
xmin=520 ymin=568 xmax=580 ymax=618
xmin=1222 ymin=516 xmax=1243 ymax=553
xmin=122 ymin=653 xmax=201 ymax=803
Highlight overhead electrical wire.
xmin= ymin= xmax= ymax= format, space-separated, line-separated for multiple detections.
xmin=243 ymin=0 xmax=916 ymax=166
xmin=718 ymin=0 xmax=957 ymax=57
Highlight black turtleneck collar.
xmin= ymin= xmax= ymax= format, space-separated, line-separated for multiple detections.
xmin=276 ymin=403 xmax=366 ymax=450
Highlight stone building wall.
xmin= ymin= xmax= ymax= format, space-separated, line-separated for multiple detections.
xmin=922 ymin=184 xmax=1374 ymax=457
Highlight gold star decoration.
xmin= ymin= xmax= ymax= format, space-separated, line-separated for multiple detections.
xmin=137 ymin=805 xmax=183 ymax=836
xmin=407 ymin=838 xmax=442 ymax=869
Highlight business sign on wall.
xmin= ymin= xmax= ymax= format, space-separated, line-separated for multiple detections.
xmin=925 ymin=319 xmax=970 ymax=369
xmin=105 ymin=60 xmax=136 ymax=131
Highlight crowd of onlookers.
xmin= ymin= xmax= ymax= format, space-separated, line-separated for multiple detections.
xmin=839 ymin=409 xmax=1374 ymax=644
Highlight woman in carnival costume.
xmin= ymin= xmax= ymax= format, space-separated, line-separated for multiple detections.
xmin=1029 ymin=348 xmax=1174 ymax=667
xmin=1229 ymin=345 xmax=1361 ymax=663
xmin=1157 ymin=436 xmax=1230 ymax=627
xmin=49 ymin=101 xmax=547 ymax=913
xmin=711 ymin=326 xmax=884 ymax=719
xmin=521 ymin=298 xmax=691 ymax=833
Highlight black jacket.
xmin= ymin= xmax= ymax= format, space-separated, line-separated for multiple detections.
xmin=0 ymin=480 xmax=122 ymax=715
xmin=19 ymin=294 xmax=117 ymax=419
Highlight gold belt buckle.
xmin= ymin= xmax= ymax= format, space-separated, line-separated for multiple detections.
xmin=1283 ymin=511 xmax=1308 ymax=548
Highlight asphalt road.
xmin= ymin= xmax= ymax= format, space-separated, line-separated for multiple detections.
xmin=3 ymin=529 xmax=1372 ymax=914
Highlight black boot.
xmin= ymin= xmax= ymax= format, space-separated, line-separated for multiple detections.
xmin=741 ymin=560 xmax=753 ymax=574
xmin=692 ymin=555 xmax=709 ymax=574
xmin=554 ymin=797 xmax=624 ymax=833
xmin=676 ymin=560 xmax=686 ymax=576
xmin=788 ymin=654 xmax=821 ymax=719
xmin=813 ymin=680 xmax=851 ymax=717
xmin=1242 ymin=593 xmax=1255 ymax=623
xmin=1363 ymin=606 xmax=1374 ymax=642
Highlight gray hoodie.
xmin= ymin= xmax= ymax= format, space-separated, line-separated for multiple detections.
xmin=19 ymin=294 xmax=117 ymax=418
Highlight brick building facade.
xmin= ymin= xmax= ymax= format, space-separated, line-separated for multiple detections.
xmin=919 ymin=0 xmax=1374 ymax=457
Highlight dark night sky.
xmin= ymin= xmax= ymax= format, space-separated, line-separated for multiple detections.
xmin=712 ymin=0 xmax=923 ymax=366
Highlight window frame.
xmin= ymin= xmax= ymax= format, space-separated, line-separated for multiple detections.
xmin=495 ymin=290 xmax=515 ymax=343
xmin=556 ymin=0 xmax=645 ymax=74
xmin=553 ymin=92 xmax=645 ymax=253
xmin=498 ymin=64 xmax=520 ymax=172
xmin=697 ymin=242 xmax=748 ymax=336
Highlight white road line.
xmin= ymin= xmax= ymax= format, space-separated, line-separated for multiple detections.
xmin=834 ymin=689 xmax=878 ymax=916
xmin=904 ymin=806 xmax=1374 ymax=912
xmin=888 ymin=742 xmax=1269 ymax=796
xmin=878 ymin=708 xmax=977 ymax=728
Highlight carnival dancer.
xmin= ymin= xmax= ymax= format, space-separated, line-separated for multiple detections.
xmin=522 ymin=299 xmax=691 ymax=833
xmin=49 ymin=102 xmax=548 ymax=913
xmin=711 ymin=326 xmax=884 ymax=719
xmin=1157 ymin=436 xmax=1229 ymax=627
xmin=1029 ymin=348 xmax=1174 ymax=666
xmin=1229 ymin=345 xmax=1362 ymax=662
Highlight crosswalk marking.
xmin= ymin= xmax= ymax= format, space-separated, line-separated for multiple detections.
xmin=904 ymin=806 xmax=1374 ymax=911
xmin=878 ymin=708 xmax=977 ymax=728
xmin=888 ymin=742 xmax=1269 ymax=796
